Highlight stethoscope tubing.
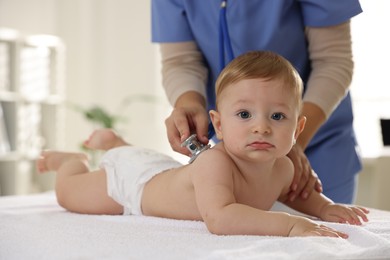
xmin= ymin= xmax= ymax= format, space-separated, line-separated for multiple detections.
xmin=209 ymin=0 xmax=235 ymax=139
xmin=219 ymin=0 xmax=234 ymax=72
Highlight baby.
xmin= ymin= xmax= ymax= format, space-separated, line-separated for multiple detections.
xmin=37 ymin=51 xmax=368 ymax=238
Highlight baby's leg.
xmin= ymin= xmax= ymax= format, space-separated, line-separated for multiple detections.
xmin=84 ymin=128 xmax=129 ymax=151
xmin=37 ymin=151 xmax=123 ymax=215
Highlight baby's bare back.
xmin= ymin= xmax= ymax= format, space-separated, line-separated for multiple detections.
xmin=141 ymin=165 xmax=202 ymax=220
xmin=140 ymin=148 xmax=291 ymax=221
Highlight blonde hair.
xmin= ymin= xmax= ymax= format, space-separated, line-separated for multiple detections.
xmin=215 ymin=51 xmax=303 ymax=110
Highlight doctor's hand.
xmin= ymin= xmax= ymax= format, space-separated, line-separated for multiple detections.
xmin=165 ymin=92 xmax=209 ymax=156
xmin=287 ymin=144 xmax=322 ymax=201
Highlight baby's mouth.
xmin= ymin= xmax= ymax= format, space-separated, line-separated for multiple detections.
xmin=248 ymin=141 xmax=274 ymax=149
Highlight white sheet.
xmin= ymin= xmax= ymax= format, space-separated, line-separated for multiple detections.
xmin=1 ymin=192 xmax=390 ymax=260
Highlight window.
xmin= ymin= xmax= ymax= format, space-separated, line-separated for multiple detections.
xmin=351 ymin=0 xmax=390 ymax=158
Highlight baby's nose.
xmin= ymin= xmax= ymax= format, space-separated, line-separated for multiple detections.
xmin=252 ymin=120 xmax=271 ymax=134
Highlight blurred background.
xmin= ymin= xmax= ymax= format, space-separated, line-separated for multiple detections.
xmin=0 ymin=0 xmax=389 ymax=210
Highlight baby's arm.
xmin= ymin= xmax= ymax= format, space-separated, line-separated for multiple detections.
xmin=283 ymin=189 xmax=369 ymax=225
xmin=191 ymin=150 xmax=347 ymax=238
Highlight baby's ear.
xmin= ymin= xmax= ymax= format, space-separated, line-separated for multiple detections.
xmin=294 ymin=115 xmax=306 ymax=139
xmin=209 ymin=110 xmax=223 ymax=140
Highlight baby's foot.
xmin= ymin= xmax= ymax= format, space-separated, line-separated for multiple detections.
xmin=36 ymin=151 xmax=88 ymax=173
xmin=83 ymin=129 xmax=127 ymax=150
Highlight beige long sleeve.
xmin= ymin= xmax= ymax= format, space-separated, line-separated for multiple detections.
xmin=304 ymin=21 xmax=354 ymax=118
xmin=159 ymin=22 xmax=354 ymax=118
xmin=159 ymin=42 xmax=208 ymax=106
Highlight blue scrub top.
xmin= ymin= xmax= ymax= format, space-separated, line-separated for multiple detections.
xmin=151 ymin=0 xmax=363 ymax=199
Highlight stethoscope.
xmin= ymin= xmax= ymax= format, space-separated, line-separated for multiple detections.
xmin=182 ymin=0 xmax=234 ymax=163
xmin=207 ymin=0 xmax=234 ymax=139
xmin=219 ymin=0 xmax=235 ymax=72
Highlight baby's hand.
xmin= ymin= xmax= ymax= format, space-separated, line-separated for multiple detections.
xmin=289 ymin=216 xmax=348 ymax=238
xmin=320 ymin=204 xmax=369 ymax=225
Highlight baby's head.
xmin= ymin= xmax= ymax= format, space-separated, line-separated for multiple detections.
xmin=211 ymin=51 xmax=306 ymax=159
xmin=215 ymin=51 xmax=303 ymax=112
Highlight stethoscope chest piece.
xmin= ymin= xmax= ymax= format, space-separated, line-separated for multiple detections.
xmin=181 ymin=134 xmax=211 ymax=164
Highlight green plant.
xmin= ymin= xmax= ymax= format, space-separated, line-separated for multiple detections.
xmin=70 ymin=94 xmax=160 ymax=129
xmin=80 ymin=106 xmax=119 ymax=128
xmin=68 ymin=94 xmax=160 ymax=165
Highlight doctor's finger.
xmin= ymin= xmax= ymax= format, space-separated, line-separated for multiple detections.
xmin=194 ymin=112 xmax=210 ymax=144
xmin=293 ymin=154 xmax=313 ymax=192
xmin=165 ymin=115 xmax=191 ymax=155
xmin=299 ymin=170 xmax=318 ymax=200
xmin=291 ymin=160 xmax=310 ymax=200
xmin=315 ymin=176 xmax=323 ymax=193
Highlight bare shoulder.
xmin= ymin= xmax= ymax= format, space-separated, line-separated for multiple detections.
xmin=198 ymin=144 xmax=231 ymax=164
xmin=276 ymin=156 xmax=294 ymax=174
xmin=189 ymin=143 xmax=235 ymax=182
xmin=275 ymin=156 xmax=294 ymax=199
xmin=192 ymin=144 xmax=233 ymax=170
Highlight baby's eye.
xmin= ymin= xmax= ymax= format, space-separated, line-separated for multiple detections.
xmin=271 ymin=113 xmax=285 ymax=121
xmin=237 ymin=111 xmax=251 ymax=119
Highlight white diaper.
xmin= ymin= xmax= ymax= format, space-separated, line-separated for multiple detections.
xmin=100 ymin=146 xmax=182 ymax=215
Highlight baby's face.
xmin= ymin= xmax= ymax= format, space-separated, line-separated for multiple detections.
xmin=215 ymin=78 xmax=301 ymax=161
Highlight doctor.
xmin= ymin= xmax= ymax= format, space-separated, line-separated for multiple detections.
xmin=151 ymin=0 xmax=362 ymax=204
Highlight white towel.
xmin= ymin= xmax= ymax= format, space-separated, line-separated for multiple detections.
xmin=1 ymin=193 xmax=390 ymax=260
